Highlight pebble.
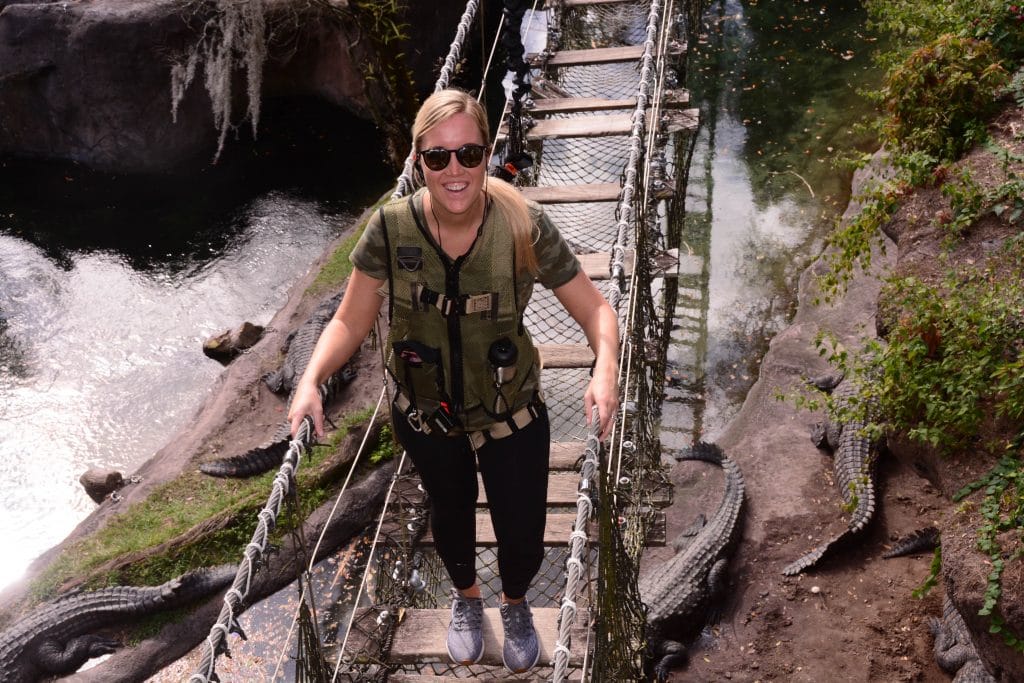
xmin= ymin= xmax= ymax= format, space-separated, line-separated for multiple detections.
xmin=810 ymin=585 xmax=821 ymax=594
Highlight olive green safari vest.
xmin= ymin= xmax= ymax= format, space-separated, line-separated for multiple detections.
xmin=379 ymin=194 xmax=541 ymax=432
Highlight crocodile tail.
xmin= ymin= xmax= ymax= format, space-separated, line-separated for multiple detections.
xmin=781 ymin=530 xmax=848 ymax=576
xmin=168 ymin=564 xmax=237 ymax=604
xmin=883 ymin=526 xmax=940 ymax=559
xmin=200 ymin=440 xmax=289 ymax=478
xmin=678 ymin=441 xmax=725 ymax=465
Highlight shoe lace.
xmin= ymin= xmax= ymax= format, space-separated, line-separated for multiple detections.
xmin=502 ymin=602 xmax=533 ymax=639
xmin=453 ymin=596 xmax=483 ymax=631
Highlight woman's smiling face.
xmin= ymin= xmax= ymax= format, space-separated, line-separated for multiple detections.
xmin=417 ymin=112 xmax=488 ymax=220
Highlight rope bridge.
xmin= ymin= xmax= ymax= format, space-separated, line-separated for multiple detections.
xmin=188 ymin=0 xmax=700 ymax=679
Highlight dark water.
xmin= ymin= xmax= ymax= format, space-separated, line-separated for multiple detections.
xmin=673 ymin=0 xmax=882 ymax=441
xmin=0 ymin=99 xmax=393 ymax=588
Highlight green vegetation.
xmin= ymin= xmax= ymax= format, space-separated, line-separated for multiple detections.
xmin=307 ymin=189 xmax=394 ymax=296
xmin=812 ymin=0 xmax=1024 ymax=652
xmin=29 ymin=408 xmax=381 ymax=603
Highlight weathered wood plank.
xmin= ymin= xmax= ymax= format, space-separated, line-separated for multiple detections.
xmin=538 ymin=343 xmax=595 ymax=369
xmin=519 ymin=183 xmax=620 ymax=204
xmin=550 ymin=441 xmax=584 ymax=469
xmin=390 ymin=677 xmax=582 ymax=682
xmin=478 ymin=472 xmax=579 ymax=506
xmin=527 ymin=96 xmax=637 ymax=114
xmin=577 ymin=250 xmax=634 ymax=279
xmin=499 ymin=113 xmax=633 ymax=142
xmin=422 ymin=513 xmax=583 ymax=546
xmin=525 ymin=91 xmax=690 ymax=115
xmin=385 ymin=607 xmax=588 ymax=665
xmin=532 ymin=45 xmax=645 ymax=67
xmin=548 ymin=0 xmax=633 ymax=7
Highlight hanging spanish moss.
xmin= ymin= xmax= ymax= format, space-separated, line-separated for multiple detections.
xmin=170 ymin=0 xmax=269 ymax=163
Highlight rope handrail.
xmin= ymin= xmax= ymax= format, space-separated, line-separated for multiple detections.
xmin=551 ymin=410 xmax=601 ymax=682
xmin=188 ymin=390 xmax=322 ymax=682
xmin=552 ymin=0 xmax=672 ymax=679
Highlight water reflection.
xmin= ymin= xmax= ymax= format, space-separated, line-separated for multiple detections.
xmin=666 ymin=0 xmax=881 ymax=445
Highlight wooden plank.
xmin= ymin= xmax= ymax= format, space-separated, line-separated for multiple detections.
xmin=527 ymin=96 xmax=636 ymax=115
xmin=390 ymin=677 xmax=582 ymax=682
xmin=417 ymin=510 xmax=667 ymax=547
xmin=519 ymin=183 xmax=620 ymax=204
xmin=578 ymin=252 xmax=611 ymax=279
xmin=526 ymin=92 xmax=690 ymax=115
xmin=386 ymin=607 xmax=588 ymax=665
xmin=538 ymin=343 xmax=595 ymax=369
xmin=479 ymin=472 xmax=579 ymax=506
xmin=422 ymin=513 xmax=584 ymax=546
xmin=577 ymin=250 xmax=634 ymax=279
xmin=663 ymin=107 xmax=700 ymax=133
xmin=549 ymin=0 xmax=633 ymax=7
xmin=550 ymin=441 xmax=584 ymax=470
xmin=532 ymin=45 xmax=645 ymax=67
xmin=499 ymin=113 xmax=633 ymax=142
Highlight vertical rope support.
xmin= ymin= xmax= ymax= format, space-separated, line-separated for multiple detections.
xmin=551 ymin=411 xmax=601 ymax=682
xmin=393 ymin=0 xmax=483 ymax=199
xmin=188 ymin=380 xmax=331 ymax=683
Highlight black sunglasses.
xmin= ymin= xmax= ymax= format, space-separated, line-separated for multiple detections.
xmin=417 ymin=144 xmax=488 ymax=172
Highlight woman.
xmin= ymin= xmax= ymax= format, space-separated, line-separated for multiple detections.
xmin=288 ymin=89 xmax=618 ymax=673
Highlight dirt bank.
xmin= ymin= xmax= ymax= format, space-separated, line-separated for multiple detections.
xmin=654 ymin=114 xmax=1024 ymax=682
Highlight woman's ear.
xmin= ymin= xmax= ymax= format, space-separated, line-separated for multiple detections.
xmin=414 ymin=161 xmax=424 ymax=184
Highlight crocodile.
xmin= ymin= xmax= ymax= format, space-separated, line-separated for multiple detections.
xmin=783 ymin=370 xmax=882 ymax=575
xmin=0 ymin=565 xmax=235 ymax=682
xmin=930 ymin=594 xmax=997 ymax=683
xmin=883 ymin=526 xmax=940 ymax=559
xmin=639 ymin=442 xmax=745 ymax=681
xmin=201 ymin=290 xmax=357 ymax=477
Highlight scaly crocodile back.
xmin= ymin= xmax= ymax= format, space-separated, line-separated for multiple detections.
xmin=783 ymin=374 xmax=881 ymax=576
xmin=201 ymin=289 xmax=353 ymax=478
xmin=929 ymin=595 xmax=996 ymax=682
xmin=640 ymin=442 xmax=745 ymax=629
xmin=0 ymin=565 xmax=235 ymax=680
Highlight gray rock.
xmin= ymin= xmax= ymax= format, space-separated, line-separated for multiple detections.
xmin=78 ymin=468 xmax=123 ymax=503
xmin=202 ymin=321 xmax=265 ymax=364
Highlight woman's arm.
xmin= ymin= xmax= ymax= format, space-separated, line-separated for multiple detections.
xmin=288 ymin=268 xmax=385 ymax=437
xmin=553 ymin=270 xmax=620 ymax=439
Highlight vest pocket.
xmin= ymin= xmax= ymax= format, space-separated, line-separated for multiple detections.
xmin=392 ymin=339 xmax=447 ymax=403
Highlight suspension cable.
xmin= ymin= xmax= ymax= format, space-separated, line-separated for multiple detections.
xmin=393 ymin=0 xmax=484 ymax=199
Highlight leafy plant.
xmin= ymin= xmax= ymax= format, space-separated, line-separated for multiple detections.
xmin=954 ymin=448 xmax=1024 ymax=653
xmin=878 ymin=35 xmax=1008 ymax=161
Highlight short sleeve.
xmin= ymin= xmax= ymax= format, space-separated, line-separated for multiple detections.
xmin=531 ymin=203 xmax=581 ymax=289
xmin=350 ymin=208 xmax=389 ymax=281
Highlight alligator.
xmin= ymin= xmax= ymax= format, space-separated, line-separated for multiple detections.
xmin=639 ymin=442 xmax=745 ymax=681
xmin=783 ymin=370 xmax=882 ymax=575
xmin=883 ymin=526 xmax=940 ymax=559
xmin=0 ymin=565 xmax=235 ymax=682
xmin=201 ymin=289 xmax=357 ymax=478
xmin=930 ymin=594 xmax=997 ymax=683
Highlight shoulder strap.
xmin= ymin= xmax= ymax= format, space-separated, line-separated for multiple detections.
xmin=378 ymin=206 xmax=394 ymax=322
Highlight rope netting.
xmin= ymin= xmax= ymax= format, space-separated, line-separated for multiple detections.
xmin=188 ymin=0 xmax=703 ymax=678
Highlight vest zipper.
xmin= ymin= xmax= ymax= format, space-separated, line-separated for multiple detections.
xmin=446 ymin=258 xmax=465 ymax=416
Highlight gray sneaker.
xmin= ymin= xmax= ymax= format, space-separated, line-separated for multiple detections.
xmin=500 ymin=598 xmax=540 ymax=673
xmin=446 ymin=588 xmax=484 ymax=665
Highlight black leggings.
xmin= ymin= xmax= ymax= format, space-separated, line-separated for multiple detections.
xmin=392 ymin=404 xmax=550 ymax=600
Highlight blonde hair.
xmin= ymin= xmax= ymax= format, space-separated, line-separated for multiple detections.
xmin=412 ymin=89 xmax=539 ymax=276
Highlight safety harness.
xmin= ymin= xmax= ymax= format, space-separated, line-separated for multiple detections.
xmin=378 ymin=190 xmax=544 ymax=442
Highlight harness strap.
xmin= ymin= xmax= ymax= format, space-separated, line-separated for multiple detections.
xmin=394 ymin=391 xmax=543 ymax=448
xmin=411 ymin=283 xmax=496 ymax=317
